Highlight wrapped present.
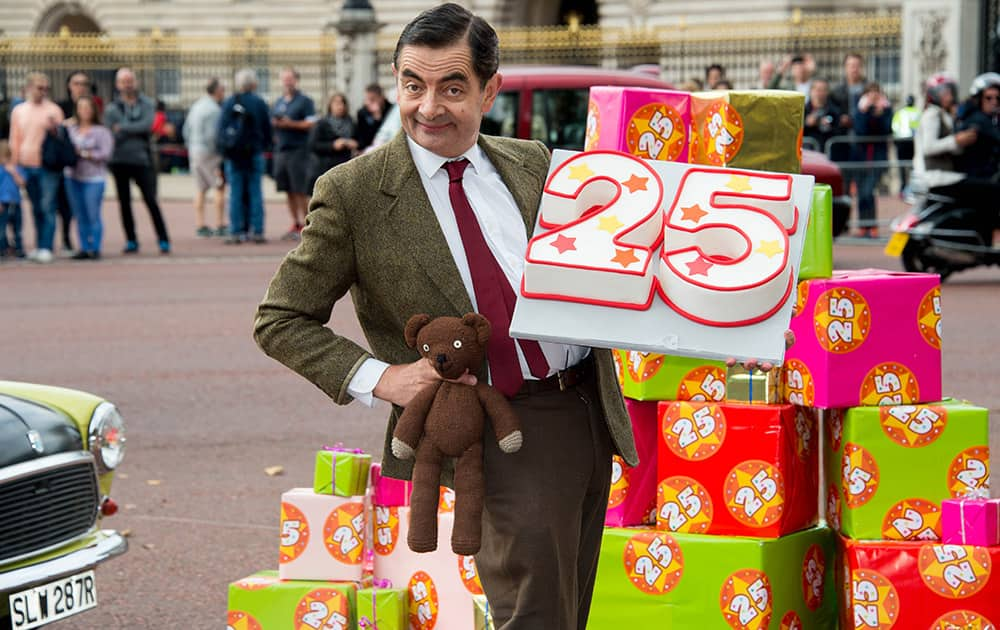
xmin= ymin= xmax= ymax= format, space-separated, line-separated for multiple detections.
xmin=656 ymin=401 xmax=818 ymax=537
xmin=942 ymin=491 xmax=1000 ymax=546
xmin=371 ymin=462 xmax=412 ymax=507
xmin=838 ymin=536 xmax=1000 ymax=628
xmin=585 ymin=87 xmax=691 ymax=162
xmin=783 ymin=270 xmax=943 ymax=409
xmin=589 ymin=526 xmax=836 ymax=629
xmin=606 ymin=399 xmax=659 ymax=527
xmin=373 ymin=506 xmax=480 ymax=629
xmin=824 ymin=399 xmax=989 ymax=540
xmin=314 ymin=446 xmax=372 ymax=497
xmin=799 ymin=184 xmax=833 ymax=280
xmin=357 ymin=580 xmax=408 ymax=630
xmin=690 ymin=90 xmax=805 ymax=173
xmin=472 ymin=594 xmax=495 ymax=630
xmin=278 ymin=488 xmax=366 ymax=581
xmin=615 ymin=349 xmax=728 ymax=403
xmin=227 ymin=570 xmax=357 ymax=630
xmin=725 ymin=365 xmax=781 ymax=405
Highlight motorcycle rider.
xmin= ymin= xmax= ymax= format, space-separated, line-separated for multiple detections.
xmin=954 ymin=72 xmax=1000 ymax=180
xmin=911 ymin=74 xmax=981 ymax=200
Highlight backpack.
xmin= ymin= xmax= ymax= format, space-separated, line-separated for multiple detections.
xmin=41 ymin=126 xmax=79 ymax=171
xmin=217 ymin=95 xmax=254 ymax=160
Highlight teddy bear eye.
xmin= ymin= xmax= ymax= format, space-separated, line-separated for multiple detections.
xmin=422 ymin=344 xmax=430 ymax=352
xmin=453 ymin=340 xmax=463 ymax=349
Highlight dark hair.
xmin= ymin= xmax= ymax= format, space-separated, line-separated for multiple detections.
xmin=705 ymin=63 xmax=724 ymax=76
xmin=393 ymin=2 xmax=499 ymax=88
xmin=843 ymin=52 xmax=864 ymax=65
xmin=206 ymin=77 xmax=221 ymax=95
xmin=66 ymin=70 xmax=89 ymax=88
xmin=327 ymin=92 xmax=349 ymax=115
xmin=713 ymin=79 xmax=733 ymax=90
xmin=365 ymin=83 xmax=384 ymax=97
xmin=791 ymin=55 xmax=805 ymax=64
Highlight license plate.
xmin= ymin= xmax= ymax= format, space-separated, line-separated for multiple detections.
xmin=8 ymin=570 xmax=97 ymax=630
xmin=884 ymin=231 xmax=909 ymax=256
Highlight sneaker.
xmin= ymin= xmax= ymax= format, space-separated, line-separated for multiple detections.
xmin=196 ymin=226 xmax=213 ymax=238
xmin=280 ymin=225 xmax=302 ymax=241
xmin=251 ymin=234 xmax=267 ymax=244
xmin=123 ymin=241 xmax=139 ymax=254
xmin=223 ymin=234 xmax=245 ymax=245
xmin=214 ymin=226 xmax=228 ymax=237
xmin=26 ymin=249 xmax=39 ymax=261
xmin=59 ymin=248 xmax=76 ymax=259
xmin=159 ymin=240 xmax=171 ymax=254
xmin=71 ymin=251 xmax=91 ymax=260
xmin=33 ymin=248 xmax=53 ymax=264
xmin=89 ymin=251 xmax=101 ymax=260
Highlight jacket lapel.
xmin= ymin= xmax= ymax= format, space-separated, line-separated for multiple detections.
xmin=378 ymin=133 xmax=473 ymax=315
xmin=478 ymin=135 xmax=545 ymax=238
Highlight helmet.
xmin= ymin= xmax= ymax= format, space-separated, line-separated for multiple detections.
xmin=969 ymin=72 xmax=1000 ymax=97
xmin=925 ymin=73 xmax=957 ymax=107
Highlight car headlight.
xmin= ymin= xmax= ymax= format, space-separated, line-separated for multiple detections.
xmin=89 ymin=401 xmax=126 ymax=473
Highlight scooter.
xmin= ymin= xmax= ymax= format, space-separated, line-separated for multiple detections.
xmin=885 ymin=185 xmax=1000 ymax=281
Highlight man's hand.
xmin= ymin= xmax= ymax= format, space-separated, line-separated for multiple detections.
xmin=725 ymin=330 xmax=796 ymax=372
xmin=955 ymin=128 xmax=978 ymax=147
xmin=373 ymin=359 xmax=477 ymax=407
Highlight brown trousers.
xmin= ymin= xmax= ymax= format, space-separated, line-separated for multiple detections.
xmin=475 ymin=373 xmax=613 ymax=629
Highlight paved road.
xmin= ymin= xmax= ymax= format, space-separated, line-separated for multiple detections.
xmin=2 ymin=194 xmax=998 ymax=629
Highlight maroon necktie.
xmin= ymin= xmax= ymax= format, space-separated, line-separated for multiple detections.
xmin=444 ymin=159 xmax=550 ymax=397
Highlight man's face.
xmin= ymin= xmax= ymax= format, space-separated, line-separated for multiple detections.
xmin=69 ymin=74 xmax=89 ymax=100
xmin=28 ymin=79 xmax=50 ymax=104
xmin=982 ymin=87 xmax=1000 ymax=114
xmin=845 ymin=56 xmax=862 ymax=83
xmin=281 ymin=70 xmax=297 ymax=92
xmin=116 ymin=71 xmax=137 ymax=96
xmin=394 ymin=42 xmax=500 ymax=158
xmin=810 ymin=81 xmax=829 ymax=105
xmin=364 ymin=90 xmax=383 ymax=115
xmin=706 ymin=68 xmax=722 ymax=88
xmin=791 ymin=61 xmax=808 ymax=83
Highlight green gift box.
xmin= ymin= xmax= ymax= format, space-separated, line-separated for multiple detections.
xmin=799 ymin=184 xmax=833 ymax=280
xmin=472 ymin=594 xmax=495 ymax=630
xmin=357 ymin=584 xmax=407 ymax=630
xmin=313 ymin=447 xmax=372 ymax=496
xmin=824 ymin=399 xmax=989 ymax=541
xmin=615 ymin=350 xmax=728 ymax=402
xmin=227 ymin=570 xmax=357 ymax=629
xmin=589 ymin=526 xmax=836 ymax=629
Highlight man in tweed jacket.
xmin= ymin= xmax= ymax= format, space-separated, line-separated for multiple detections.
xmin=254 ymin=4 xmax=636 ymax=627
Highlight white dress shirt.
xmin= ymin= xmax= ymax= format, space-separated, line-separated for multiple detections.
xmin=347 ymin=137 xmax=589 ymax=406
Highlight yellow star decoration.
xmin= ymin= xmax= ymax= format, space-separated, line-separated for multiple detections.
xmin=567 ymin=162 xmax=595 ymax=182
xmin=597 ymin=214 xmax=624 ymax=234
xmin=755 ymin=240 xmax=784 ymax=258
xmin=725 ymin=174 xmax=752 ymax=193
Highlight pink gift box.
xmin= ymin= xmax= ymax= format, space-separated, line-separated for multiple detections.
xmin=604 ymin=399 xmax=658 ymax=527
xmin=373 ymin=506 xmax=480 ymax=629
xmin=585 ymin=87 xmax=691 ymax=163
xmin=371 ymin=462 xmax=412 ymax=507
xmin=942 ymin=496 xmax=1000 ymax=546
xmin=782 ymin=269 xmax=942 ymax=408
xmin=278 ymin=488 xmax=366 ymax=581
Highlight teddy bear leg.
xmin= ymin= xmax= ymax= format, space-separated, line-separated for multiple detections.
xmin=451 ymin=441 xmax=485 ymax=556
xmin=407 ymin=440 xmax=443 ymax=553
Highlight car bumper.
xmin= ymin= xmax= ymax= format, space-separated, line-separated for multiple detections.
xmin=0 ymin=530 xmax=127 ymax=594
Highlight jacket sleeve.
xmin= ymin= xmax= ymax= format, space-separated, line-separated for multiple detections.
xmin=253 ymin=168 xmax=370 ymax=404
xmin=919 ymin=108 xmax=960 ymax=158
xmin=308 ymin=120 xmax=337 ymax=156
xmin=90 ymin=127 xmax=115 ymax=162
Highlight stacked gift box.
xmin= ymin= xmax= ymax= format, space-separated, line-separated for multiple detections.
xmin=226 ymin=448 xmax=486 ymax=629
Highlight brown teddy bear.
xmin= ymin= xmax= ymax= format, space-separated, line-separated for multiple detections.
xmin=391 ymin=312 xmax=523 ymax=555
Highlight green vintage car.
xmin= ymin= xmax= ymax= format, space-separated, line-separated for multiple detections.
xmin=0 ymin=381 xmax=127 ymax=630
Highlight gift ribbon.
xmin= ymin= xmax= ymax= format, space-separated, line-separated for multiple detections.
xmin=320 ymin=444 xmax=366 ymax=495
xmin=957 ymin=487 xmax=995 ymax=544
xmin=358 ymin=578 xmax=393 ymax=629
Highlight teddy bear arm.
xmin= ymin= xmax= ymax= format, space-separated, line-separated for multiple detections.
xmin=393 ymin=382 xmax=442 ymax=453
xmin=476 ymin=383 xmax=522 ymax=448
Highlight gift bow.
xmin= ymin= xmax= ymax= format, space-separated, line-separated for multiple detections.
xmin=358 ymin=578 xmax=394 ymax=629
xmin=957 ymin=486 xmax=996 ymax=543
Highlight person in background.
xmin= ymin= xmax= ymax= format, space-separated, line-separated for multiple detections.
xmin=891 ymin=94 xmax=920 ymax=198
xmin=954 ymin=72 xmax=1000 ymax=179
xmin=713 ymin=79 xmax=733 ymax=90
xmin=852 ymin=81 xmax=893 ymax=238
xmin=271 ymin=67 xmax=316 ymax=242
xmin=0 ymin=139 xmax=25 ymax=259
xmin=354 ymin=83 xmax=392 ymax=152
xmin=308 ymin=92 xmax=358 ymax=189
xmin=58 ymin=71 xmax=95 ymax=119
xmin=65 ymin=96 xmax=113 ymax=260
xmin=55 ymin=70 xmax=98 ymax=254
xmin=771 ymin=54 xmax=815 ymax=96
xmin=8 ymin=72 xmax=64 ymax=263
xmin=705 ymin=63 xmax=726 ymax=89
xmin=184 ymin=77 xmax=227 ymax=237
xmin=756 ymin=59 xmax=776 ymax=89
xmin=104 ymin=67 xmax=171 ymax=254
xmin=678 ymin=77 xmax=704 ymax=92
xmin=911 ymin=74 xmax=977 ymax=194
xmin=218 ymin=68 xmax=272 ymax=244
xmin=803 ymin=78 xmax=842 ymax=153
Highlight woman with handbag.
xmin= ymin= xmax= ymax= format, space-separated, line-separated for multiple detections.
xmin=64 ymin=96 xmax=113 ymax=259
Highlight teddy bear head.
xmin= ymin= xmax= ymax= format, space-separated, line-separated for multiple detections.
xmin=405 ymin=313 xmax=491 ymax=380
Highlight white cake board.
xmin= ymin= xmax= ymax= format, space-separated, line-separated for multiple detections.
xmin=510 ymin=149 xmax=815 ymax=364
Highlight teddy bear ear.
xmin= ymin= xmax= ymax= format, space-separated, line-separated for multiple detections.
xmin=404 ymin=314 xmax=432 ymax=349
xmin=462 ymin=312 xmax=492 ymax=345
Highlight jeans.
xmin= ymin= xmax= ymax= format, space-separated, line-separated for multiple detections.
xmin=22 ymin=167 xmax=61 ymax=251
xmin=0 ymin=201 xmax=23 ymax=254
xmin=65 ymin=177 xmax=106 ymax=254
xmin=225 ymin=153 xmax=266 ymax=236
xmin=110 ymin=162 xmax=169 ymax=244
xmin=856 ymin=168 xmax=881 ymax=228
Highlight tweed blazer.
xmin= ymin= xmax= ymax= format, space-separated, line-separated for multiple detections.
xmin=253 ymin=131 xmax=638 ymax=480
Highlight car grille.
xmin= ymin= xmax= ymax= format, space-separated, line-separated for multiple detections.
xmin=0 ymin=456 xmax=99 ymax=564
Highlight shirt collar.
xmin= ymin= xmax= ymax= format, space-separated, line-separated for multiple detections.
xmin=407 ymin=135 xmax=485 ymax=180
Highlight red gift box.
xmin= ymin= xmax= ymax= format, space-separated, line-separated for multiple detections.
xmin=605 ymin=399 xmax=659 ymax=527
xmin=838 ymin=536 xmax=1000 ymax=629
xmin=655 ymin=401 xmax=818 ymax=537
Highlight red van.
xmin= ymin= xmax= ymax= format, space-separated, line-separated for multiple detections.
xmin=483 ymin=66 xmax=851 ymax=235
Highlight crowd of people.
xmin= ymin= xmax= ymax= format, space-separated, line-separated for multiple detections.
xmin=1 ymin=66 xmax=396 ymax=261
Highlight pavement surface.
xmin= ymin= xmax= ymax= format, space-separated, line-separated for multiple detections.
xmin=2 ymin=179 xmax=998 ymax=629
